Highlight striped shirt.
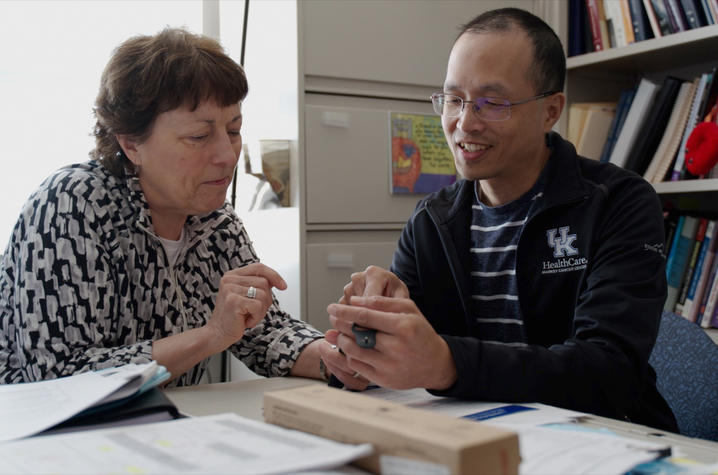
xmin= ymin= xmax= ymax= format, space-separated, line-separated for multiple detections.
xmin=470 ymin=179 xmax=545 ymax=346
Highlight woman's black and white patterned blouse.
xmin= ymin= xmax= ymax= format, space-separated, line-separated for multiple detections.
xmin=0 ymin=161 xmax=323 ymax=385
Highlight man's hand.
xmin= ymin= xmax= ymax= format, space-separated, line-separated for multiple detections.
xmin=340 ymin=265 xmax=410 ymax=303
xmin=326 ymin=296 xmax=457 ymax=390
xmin=206 ymin=263 xmax=287 ymax=349
xmin=318 ymin=334 xmax=370 ymax=390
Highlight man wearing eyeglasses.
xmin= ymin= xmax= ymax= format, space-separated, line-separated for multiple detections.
xmin=321 ymin=8 xmax=676 ymax=432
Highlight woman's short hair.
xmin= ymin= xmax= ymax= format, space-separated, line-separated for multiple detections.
xmin=458 ymin=8 xmax=565 ymax=95
xmin=91 ymin=28 xmax=249 ymax=177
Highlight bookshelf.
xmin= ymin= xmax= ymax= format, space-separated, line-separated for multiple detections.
xmin=566 ymin=25 xmax=718 ymax=104
xmin=566 ymin=24 xmax=718 ymax=338
xmin=567 ymin=25 xmax=718 ymax=74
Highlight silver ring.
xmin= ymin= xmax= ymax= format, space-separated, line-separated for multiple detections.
xmin=246 ymin=286 xmax=257 ymax=299
xmin=330 ymin=344 xmax=338 ymax=351
xmin=352 ymin=372 xmax=361 ymax=379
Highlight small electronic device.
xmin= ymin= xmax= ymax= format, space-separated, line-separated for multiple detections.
xmin=351 ymin=323 xmax=377 ymax=349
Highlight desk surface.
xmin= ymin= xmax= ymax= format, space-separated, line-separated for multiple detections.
xmin=165 ymin=377 xmax=718 ymax=464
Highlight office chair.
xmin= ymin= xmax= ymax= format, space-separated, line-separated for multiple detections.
xmin=648 ymin=311 xmax=718 ymax=441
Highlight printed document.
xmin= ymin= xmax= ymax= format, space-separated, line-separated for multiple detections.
xmin=0 ymin=413 xmax=373 ymax=475
xmin=0 ymin=362 xmax=166 ymax=442
xmin=365 ymin=387 xmax=670 ymax=475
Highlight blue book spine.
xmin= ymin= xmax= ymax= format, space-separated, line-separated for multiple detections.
xmin=699 ymin=0 xmax=715 ymax=24
xmin=665 ymin=216 xmax=700 ymax=312
xmin=569 ymin=0 xmax=587 ymax=56
xmin=665 ymin=215 xmax=686 ymax=280
xmin=599 ymin=90 xmax=630 ymax=163
xmin=604 ymin=88 xmax=636 ymax=162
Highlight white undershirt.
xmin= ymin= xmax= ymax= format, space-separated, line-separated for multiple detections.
xmin=157 ymin=227 xmax=187 ymax=266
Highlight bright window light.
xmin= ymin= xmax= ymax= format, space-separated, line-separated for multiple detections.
xmin=0 ymin=0 xmax=202 ymax=250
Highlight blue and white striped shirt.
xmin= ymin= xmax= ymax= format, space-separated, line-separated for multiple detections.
xmin=470 ymin=179 xmax=545 ymax=346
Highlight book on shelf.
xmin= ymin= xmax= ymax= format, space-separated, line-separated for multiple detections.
xmin=675 ymin=217 xmax=708 ymax=315
xmin=609 ymin=78 xmax=660 ymax=169
xmin=697 ymin=67 xmax=718 ymax=122
xmin=570 ymin=0 xmax=589 ymax=56
xmin=700 ymin=251 xmax=718 ymax=327
xmin=665 ymin=0 xmax=690 ymax=30
xmin=644 ymin=0 xmax=671 ymax=36
xmin=568 ymin=101 xmax=613 ymax=143
xmin=628 ymin=0 xmax=656 ymax=40
xmin=577 ymin=104 xmax=617 ymax=159
xmin=599 ymin=0 xmax=614 ymax=47
xmin=568 ymin=0 xmax=707 ymax=54
xmin=620 ymin=0 xmax=638 ymax=42
xmin=665 ymin=215 xmax=700 ymax=313
xmin=586 ymin=0 xmax=608 ymax=50
xmin=645 ymin=79 xmax=698 ymax=182
xmin=701 ymin=0 xmax=717 ymax=24
xmin=680 ymin=0 xmax=709 ymax=27
xmin=568 ymin=102 xmax=590 ymax=145
xmin=643 ymin=80 xmax=696 ymax=182
xmin=605 ymin=0 xmax=630 ymax=47
xmin=623 ymin=76 xmax=683 ymax=176
xmin=671 ymin=73 xmax=711 ymax=181
xmin=684 ymin=220 xmax=718 ymax=323
xmin=696 ymin=246 xmax=718 ymax=326
xmin=600 ymin=88 xmax=636 ymax=163
xmin=568 ymin=102 xmax=617 ymax=159
xmin=664 ymin=211 xmax=681 ymax=254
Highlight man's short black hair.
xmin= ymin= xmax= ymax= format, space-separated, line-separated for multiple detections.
xmin=458 ymin=8 xmax=565 ymax=94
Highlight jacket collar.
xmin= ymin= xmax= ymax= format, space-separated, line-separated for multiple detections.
xmin=535 ymin=132 xmax=590 ymax=211
xmin=123 ymin=171 xmax=229 ymax=248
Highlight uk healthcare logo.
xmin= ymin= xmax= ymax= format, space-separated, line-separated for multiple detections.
xmin=547 ymin=226 xmax=578 ymax=257
xmin=542 ymin=226 xmax=587 ymax=274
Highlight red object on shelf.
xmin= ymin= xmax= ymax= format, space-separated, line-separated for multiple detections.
xmin=685 ymin=122 xmax=718 ymax=176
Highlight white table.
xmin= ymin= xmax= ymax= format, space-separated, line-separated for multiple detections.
xmin=165 ymin=377 xmax=718 ymax=465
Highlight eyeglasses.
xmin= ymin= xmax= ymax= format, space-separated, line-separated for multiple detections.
xmin=430 ymin=91 xmax=558 ymax=121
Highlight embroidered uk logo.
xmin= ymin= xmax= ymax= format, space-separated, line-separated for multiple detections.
xmin=542 ymin=226 xmax=587 ymax=275
xmin=546 ymin=226 xmax=578 ymax=258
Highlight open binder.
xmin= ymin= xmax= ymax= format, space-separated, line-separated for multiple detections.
xmin=1 ymin=361 xmax=173 ymax=442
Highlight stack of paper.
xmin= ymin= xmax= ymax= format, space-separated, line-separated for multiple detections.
xmin=0 ymin=413 xmax=373 ymax=475
xmin=0 ymin=361 xmax=169 ymax=442
xmin=364 ymin=387 xmax=671 ymax=475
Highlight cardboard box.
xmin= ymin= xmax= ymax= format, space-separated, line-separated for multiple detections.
xmin=264 ymin=385 xmax=519 ymax=475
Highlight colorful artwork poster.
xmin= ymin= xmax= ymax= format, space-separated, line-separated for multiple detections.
xmin=390 ymin=112 xmax=456 ymax=194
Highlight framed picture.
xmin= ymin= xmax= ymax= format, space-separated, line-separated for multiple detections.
xmin=390 ymin=112 xmax=457 ymax=194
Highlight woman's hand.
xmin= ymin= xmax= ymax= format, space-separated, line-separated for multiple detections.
xmin=340 ymin=265 xmax=409 ymax=304
xmin=206 ymin=263 xmax=287 ymax=348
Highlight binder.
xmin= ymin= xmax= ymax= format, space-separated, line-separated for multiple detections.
xmin=41 ymin=387 xmax=181 ymax=435
xmin=624 ymin=76 xmax=683 ymax=175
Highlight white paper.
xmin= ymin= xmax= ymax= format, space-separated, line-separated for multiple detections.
xmin=0 ymin=413 xmax=373 ymax=475
xmin=495 ymin=424 xmax=667 ymax=475
xmin=364 ymin=387 xmax=583 ymax=424
xmin=0 ymin=362 xmax=159 ymax=442
xmin=364 ymin=387 xmax=670 ymax=475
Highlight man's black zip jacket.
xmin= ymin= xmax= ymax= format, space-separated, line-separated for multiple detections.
xmin=391 ymin=132 xmax=677 ymax=432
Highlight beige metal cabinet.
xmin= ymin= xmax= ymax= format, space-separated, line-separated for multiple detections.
xmin=305 ymin=230 xmax=401 ymax=331
xmin=296 ymin=0 xmax=559 ymax=325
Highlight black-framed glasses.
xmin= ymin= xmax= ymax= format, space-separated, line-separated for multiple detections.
xmin=430 ymin=91 xmax=558 ymax=121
